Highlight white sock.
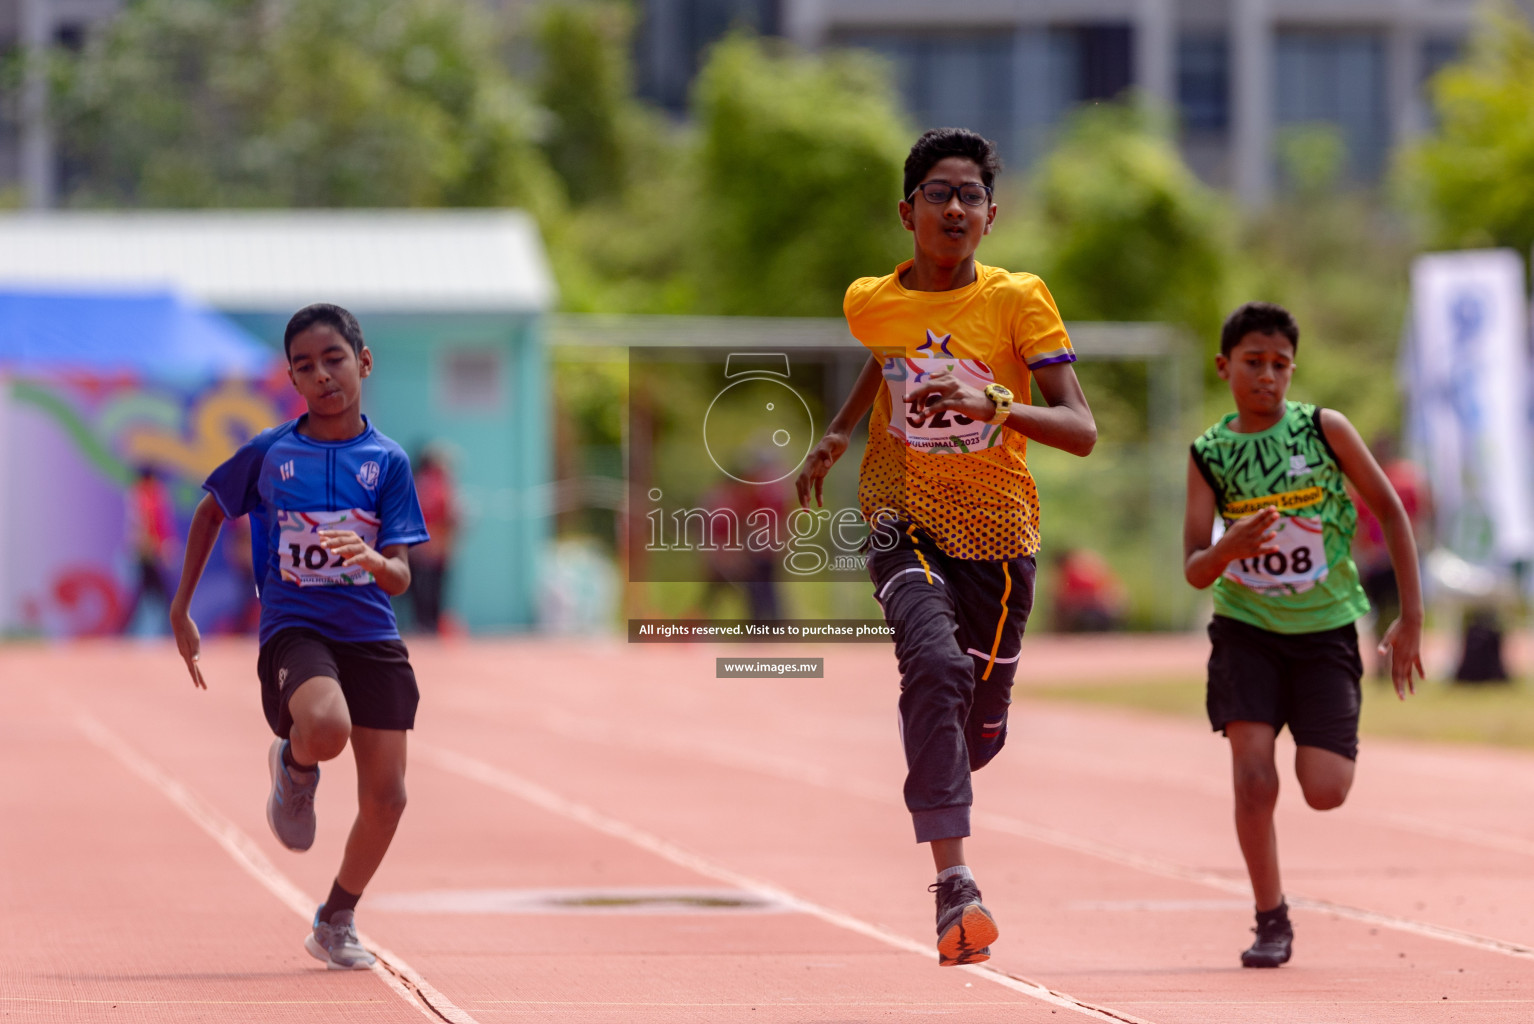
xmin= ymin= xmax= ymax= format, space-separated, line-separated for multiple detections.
xmin=936 ymin=865 xmax=973 ymax=884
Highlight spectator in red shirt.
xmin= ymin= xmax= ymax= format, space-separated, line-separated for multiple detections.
xmin=1352 ymin=436 xmax=1429 ymax=678
xmin=1050 ymin=547 xmax=1128 ymax=633
xmin=122 ymin=465 xmax=176 ymax=633
xmin=410 ymin=445 xmax=460 ymax=633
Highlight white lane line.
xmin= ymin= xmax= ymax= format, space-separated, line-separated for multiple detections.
xmin=536 ymin=711 xmax=1534 ymax=962
xmin=73 ymin=714 xmax=480 ymax=1024
xmin=971 ymin=809 xmax=1534 ymax=960
xmin=412 ymin=741 xmax=1159 ymax=1024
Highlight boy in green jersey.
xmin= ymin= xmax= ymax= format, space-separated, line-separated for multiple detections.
xmin=1183 ymin=302 xmax=1424 ymax=968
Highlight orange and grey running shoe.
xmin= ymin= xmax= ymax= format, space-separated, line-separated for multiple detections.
xmin=930 ymin=876 xmax=999 ymax=966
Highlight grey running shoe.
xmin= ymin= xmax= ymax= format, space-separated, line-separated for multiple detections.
xmin=930 ymin=876 xmax=999 ymax=966
xmin=266 ymin=738 xmax=318 ymax=852
xmin=305 ymin=908 xmax=376 ymax=970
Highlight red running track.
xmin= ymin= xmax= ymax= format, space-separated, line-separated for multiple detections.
xmin=3 ymin=636 xmax=1532 ymax=1023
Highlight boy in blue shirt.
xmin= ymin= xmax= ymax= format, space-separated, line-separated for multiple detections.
xmin=170 ymin=304 xmax=429 ymax=970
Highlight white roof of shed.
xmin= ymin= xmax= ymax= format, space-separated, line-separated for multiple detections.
xmin=0 ymin=209 xmax=555 ymax=314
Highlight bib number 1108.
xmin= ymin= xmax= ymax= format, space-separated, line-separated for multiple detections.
xmin=1220 ymin=514 xmax=1328 ymax=595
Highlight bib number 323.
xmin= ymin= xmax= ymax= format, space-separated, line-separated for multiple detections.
xmin=1221 ymin=514 xmax=1328 ymax=595
xmin=277 ymin=508 xmax=381 ymax=587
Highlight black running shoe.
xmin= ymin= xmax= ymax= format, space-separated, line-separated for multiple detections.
xmin=929 ymin=876 xmax=999 ymax=966
xmin=1241 ymin=902 xmax=1293 ymax=968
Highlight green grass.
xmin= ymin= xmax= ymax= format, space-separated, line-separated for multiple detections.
xmin=1023 ymin=676 xmax=1534 ymax=750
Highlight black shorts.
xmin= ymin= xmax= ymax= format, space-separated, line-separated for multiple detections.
xmin=1206 ymin=615 xmax=1363 ymax=761
xmin=256 ymin=627 xmax=419 ymax=738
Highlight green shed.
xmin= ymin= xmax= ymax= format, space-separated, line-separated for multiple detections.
xmin=0 ymin=210 xmax=556 ymax=631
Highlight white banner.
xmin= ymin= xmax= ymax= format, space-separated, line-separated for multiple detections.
xmin=1405 ymin=249 xmax=1534 ymax=564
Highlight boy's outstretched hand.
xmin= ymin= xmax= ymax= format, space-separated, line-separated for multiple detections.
xmin=796 ymin=432 xmax=849 ymax=508
xmin=1377 ymin=617 xmax=1425 ymax=700
xmin=170 ymin=608 xmax=206 ymax=689
xmin=1216 ymin=506 xmax=1282 ymax=561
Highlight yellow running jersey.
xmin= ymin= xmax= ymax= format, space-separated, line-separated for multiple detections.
xmin=847 ymin=260 xmax=1076 ymax=560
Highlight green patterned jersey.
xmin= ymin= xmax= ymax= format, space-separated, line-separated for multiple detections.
xmin=1190 ymin=401 xmax=1369 ymax=634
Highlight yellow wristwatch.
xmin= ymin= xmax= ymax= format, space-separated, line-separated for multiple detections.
xmin=984 ymin=383 xmax=1013 ymax=426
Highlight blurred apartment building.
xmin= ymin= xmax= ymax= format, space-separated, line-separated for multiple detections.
xmin=638 ymin=0 xmax=1504 ymax=204
xmin=0 ymin=0 xmax=1517 ymax=208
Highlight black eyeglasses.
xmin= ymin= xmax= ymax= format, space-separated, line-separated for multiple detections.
xmin=908 ymin=182 xmax=993 ymax=207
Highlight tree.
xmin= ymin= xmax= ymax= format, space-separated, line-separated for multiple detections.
xmin=691 ymin=34 xmax=909 ymax=317
xmin=1032 ymin=103 xmax=1231 ymax=342
xmin=1403 ymin=6 xmax=1534 ymax=253
xmin=1242 ymin=125 xmax=1412 ymax=442
xmin=52 ymin=0 xmax=558 ymax=212
xmin=534 ymin=0 xmax=634 ymax=203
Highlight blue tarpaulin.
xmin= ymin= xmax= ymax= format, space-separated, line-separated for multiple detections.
xmin=0 ymin=289 xmax=273 ymax=379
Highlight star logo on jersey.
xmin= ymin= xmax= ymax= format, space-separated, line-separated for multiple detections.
xmin=279 ymin=459 xmax=296 ymax=481
xmin=357 ymin=461 xmax=381 ymax=490
xmin=1288 ymin=454 xmax=1312 ymax=478
xmin=917 ymin=329 xmax=954 ymax=358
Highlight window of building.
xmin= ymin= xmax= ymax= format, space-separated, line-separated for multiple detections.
xmin=1274 ymin=30 xmax=1389 ymax=181
xmin=1075 ymin=24 xmax=1133 ymax=102
xmin=636 ymin=0 xmax=778 ymax=113
xmin=839 ymin=32 xmax=1016 ymax=163
xmin=839 ymin=23 xmax=1132 ymax=168
xmin=1421 ymin=35 xmax=1465 ymax=86
xmin=1178 ymin=32 xmax=1229 ymax=134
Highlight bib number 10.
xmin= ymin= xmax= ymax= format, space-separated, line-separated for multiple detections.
xmin=276 ymin=508 xmax=380 ymax=587
xmin=289 ymin=542 xmax=347 ymax=572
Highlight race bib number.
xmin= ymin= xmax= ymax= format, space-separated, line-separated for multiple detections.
xmin=276 ymin=509 xmax=381 ymax=587
xmin=881 ymin=355 xmax=1005 ymax=455
xmin=1219 ymin=514 xmax=1328 ymax=595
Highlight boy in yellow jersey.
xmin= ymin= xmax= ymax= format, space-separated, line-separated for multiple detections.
xmin=797 ymin=128 xmax=1097 ymax=966
xmin=1184 ymin=302 xmax=1423 ymax=967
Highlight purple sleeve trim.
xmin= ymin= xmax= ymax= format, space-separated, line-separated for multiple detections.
xmin=1026 ymin=352 xmax=1077 ymax=369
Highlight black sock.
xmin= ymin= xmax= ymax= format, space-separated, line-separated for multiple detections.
xmin=1256 ymin=900 xmax=1290 ymax=929
xmin=282 ymin=740 xmax=316 ymax=773
xmin=321 ymin=880 xmax=361 ymax=924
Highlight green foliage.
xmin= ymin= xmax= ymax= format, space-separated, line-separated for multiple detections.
xmin=1033 ymin=104 xmax=1232 ymax=343
xmin=691 ymin=34 xmax=909 ymax=316
xmin=534 ymin=1 xmax=634 ymax=203
xmin=1402 ymin=6 xmax=1534 ymax=253
xmin=1238 ymin=125 xmax=1411 ymax=443
xmin=53 ymin=0 xmax=558 ymax=211
xmin=1025 ymin=675 xmax=1534 ymax=749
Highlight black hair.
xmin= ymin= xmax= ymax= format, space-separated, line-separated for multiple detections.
xmin=903 ymin=128 xmax=1001 ymax=201
xmin=283 ymin=303 xmax=365 ymax=360
xmin=1219 ymin=301 xmax=1299 ymax=357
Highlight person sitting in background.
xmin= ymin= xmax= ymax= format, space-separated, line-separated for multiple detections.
xmin=1050 ymin=547 xmax=1128 ymax=632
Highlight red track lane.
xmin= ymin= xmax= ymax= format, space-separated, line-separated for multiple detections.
xmin=4 ymin=637 xmax=1533 ymax=1023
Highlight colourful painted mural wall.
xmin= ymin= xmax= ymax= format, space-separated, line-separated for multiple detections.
xmin=0 ymin=369 xmax=302 ymax=637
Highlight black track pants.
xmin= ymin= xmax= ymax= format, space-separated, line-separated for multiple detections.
xmin=868 ymin=522 xmax=1036 ymax=843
